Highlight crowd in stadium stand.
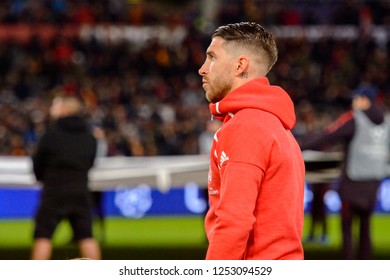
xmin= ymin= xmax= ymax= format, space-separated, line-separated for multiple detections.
xmin=0 ymin=0 xmax=389 ymax=156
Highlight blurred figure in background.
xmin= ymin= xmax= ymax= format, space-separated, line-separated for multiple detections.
xmin=198 ymin=120 xmax=221 ymax=155
xmin=31 ymin=95 xmax=101 ymax=260
xmin=90 ymin=126 xmax=108 ymax=244
xmin=305 ymin=182 xmax=329 ymax=244
xmin=300 ymin=84 xmax=390 ymax=259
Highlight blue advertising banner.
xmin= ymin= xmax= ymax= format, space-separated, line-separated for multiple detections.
xmin=0 ymin=182 xmax=209 ymax=219
xmin=1 ymin=179 xmax=390 ymax=219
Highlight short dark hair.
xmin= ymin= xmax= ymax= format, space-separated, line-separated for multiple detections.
xmin=212 ymin=22 xmax=278 ymax=73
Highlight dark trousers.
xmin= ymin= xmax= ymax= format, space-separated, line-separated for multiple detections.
xmin=341 ymin=201 xmax=373 ymax=259
xmin=308 ymin=183 xmax=328 ymax=239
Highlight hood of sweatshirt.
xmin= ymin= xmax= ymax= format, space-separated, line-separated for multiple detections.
xmin=209 ymin=77 xmax=296 ymax=129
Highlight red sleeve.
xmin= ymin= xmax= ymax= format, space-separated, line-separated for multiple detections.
xmin=324 ymin=111 xmax=353 ymax=134
xmin=206 ymin=162 xmax=263 ymax=259
xmin=300 ymin=111 xmax=354 ymax=150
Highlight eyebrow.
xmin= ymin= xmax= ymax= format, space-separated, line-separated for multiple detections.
xmin=206 ymin=50 xmax=216 ymax=57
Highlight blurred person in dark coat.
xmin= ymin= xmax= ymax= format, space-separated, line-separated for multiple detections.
xmin=31 ymin=94 xmax=101 ymax=260
xmin=301 ymin=84 xmax=390 ymax=259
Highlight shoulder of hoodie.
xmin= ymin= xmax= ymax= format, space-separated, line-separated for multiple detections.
xmin=229 ymin=108 xmax=282 ymax=127
xmin=222 ymin=108 xmax=282 ymax=139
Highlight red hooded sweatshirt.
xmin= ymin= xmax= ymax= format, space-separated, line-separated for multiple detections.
xmin=205 ymin=77 xmax=305 ymax=260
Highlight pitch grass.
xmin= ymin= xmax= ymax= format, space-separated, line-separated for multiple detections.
xmin=302 ymin=213 xmax=390 ymax=259
xmin=0 ymin=214 xmax=389 ymax=259
xmin=0 ymin=216 xmax=207 ymax=248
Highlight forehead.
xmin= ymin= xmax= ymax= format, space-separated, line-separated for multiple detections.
xmin=207 ymin=36 xmax=227 ymax=54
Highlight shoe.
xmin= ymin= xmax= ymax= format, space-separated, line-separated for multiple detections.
xmin=304 ymin=236 xmax=315 ymax=243
xmin=319 ymin=235 xmax=329 ymax=245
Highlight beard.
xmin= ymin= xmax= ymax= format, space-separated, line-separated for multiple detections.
xmin=206 ymin=75 xmax=232 ymax=104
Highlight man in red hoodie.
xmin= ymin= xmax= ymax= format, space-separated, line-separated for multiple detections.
xmin=198 ymin=22 xmax=305 ymax=260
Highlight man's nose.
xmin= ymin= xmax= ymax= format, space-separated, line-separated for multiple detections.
xmin=198 ymin=63 xmax=206 ymax=76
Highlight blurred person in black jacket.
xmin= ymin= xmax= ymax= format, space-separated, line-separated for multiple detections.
xmin=300 ymin=84 xmax=390 ymax=259
xmin=31 ymin=94 xmax=101 ymax=260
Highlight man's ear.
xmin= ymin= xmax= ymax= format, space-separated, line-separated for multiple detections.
xmin=235 ymin=56 xmax=249 ymax=77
